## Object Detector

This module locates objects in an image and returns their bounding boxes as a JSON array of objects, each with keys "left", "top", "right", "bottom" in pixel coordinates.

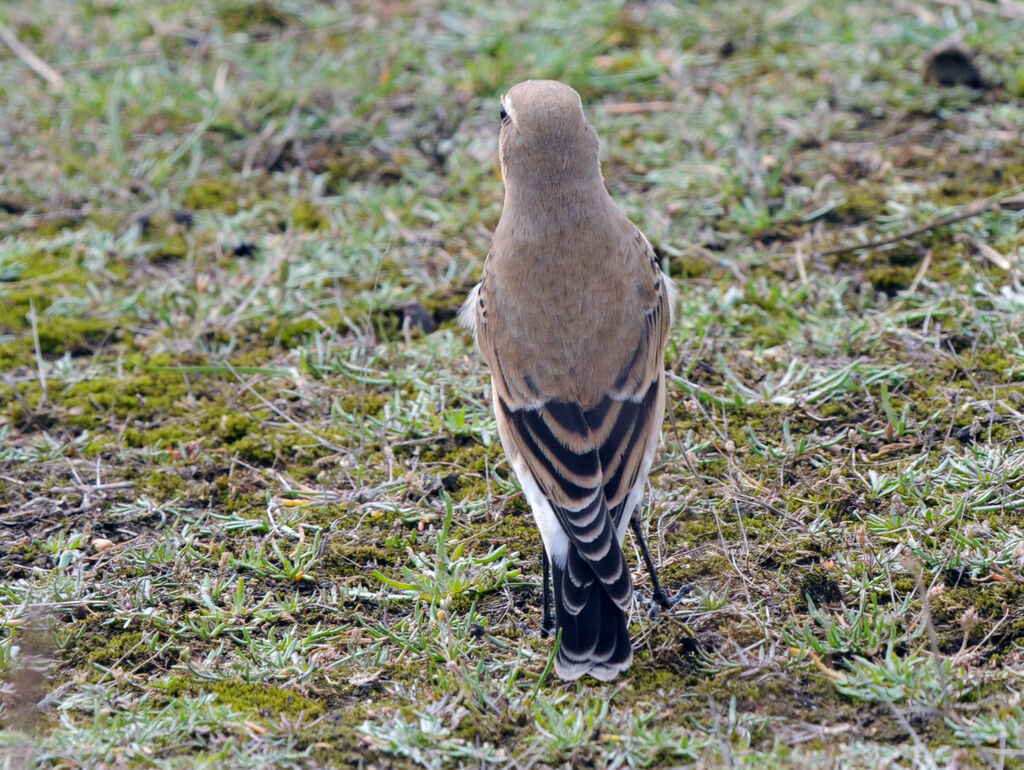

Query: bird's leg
[
  {"left": 541, "top": 543, "right": 555, "bottom": 637},
  {"left": 630, "top": 511, "right": 690, "bottom": 611}
]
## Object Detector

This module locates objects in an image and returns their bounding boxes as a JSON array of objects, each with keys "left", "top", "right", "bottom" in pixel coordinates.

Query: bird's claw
[{"left": 645, "top": 583, "right": 693, "bottom": 618}]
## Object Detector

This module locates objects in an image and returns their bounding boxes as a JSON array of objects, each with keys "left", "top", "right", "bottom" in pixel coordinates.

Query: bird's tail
[{"left": 550, "top": 553, "right": 632, "bottom": 681}]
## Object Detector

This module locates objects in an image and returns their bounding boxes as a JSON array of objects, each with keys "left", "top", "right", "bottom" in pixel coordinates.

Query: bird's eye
[{"left": 500, "top": 104, "right": 509, "bottom": 124}]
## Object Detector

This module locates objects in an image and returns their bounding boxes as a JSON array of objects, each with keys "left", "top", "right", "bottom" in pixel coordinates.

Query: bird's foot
[
  {"left": 541, "top": 617, "right": 556, "bottom": 638},
  {"left": 519, "top": 622, "right": 544, "bottom": 638},
  {"left": 519, "top": 619, "right": 557, "bottom": 638},
  {"left": 645, "top": 583, "right": 693, "bottom": 618}
]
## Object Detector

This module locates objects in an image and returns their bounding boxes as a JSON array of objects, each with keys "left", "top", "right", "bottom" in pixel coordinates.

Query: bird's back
[{"left": 479, "top": 201, "right": 660, "bottom": 409}]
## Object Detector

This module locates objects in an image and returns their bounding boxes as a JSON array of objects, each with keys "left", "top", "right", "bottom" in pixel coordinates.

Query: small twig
[
  {"left": 49, "top": 482, "right": 136, "bottom": 494},
  {"left": 0, "top": 21, "right": 65, "bottom": 91},
  {"left": 805, "top": 648, "right": 845, "bottom": 681},
  {"left": 816, "top": 199, "right": 1003, "bottom": 258},
  {"left": 729, "top": 491, "right": 804, "bottom": 525},
  {"left": 840, "top": 117, "right": 936, "bottom": 148},
  {"left": 904, "top": 248, "right": 932, "bottom": 294},
  {"left": 970, "top": 238, "right": 1015, "bottom": 271},
  {"left": 794, "top": 239, "right": 808, "bottom": 287},
  {"left": 28, "top": 298, "right": 47, "bottom": 405}
]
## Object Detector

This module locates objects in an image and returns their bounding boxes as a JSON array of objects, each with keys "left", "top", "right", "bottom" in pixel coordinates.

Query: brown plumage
[{"left": 461, "top": 79, "right": 674, "bottom": 680}]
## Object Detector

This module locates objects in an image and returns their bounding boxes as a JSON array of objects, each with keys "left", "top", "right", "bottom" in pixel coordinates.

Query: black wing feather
[{"left": 499, "top": 397, "right": 633, "bottom": 611}]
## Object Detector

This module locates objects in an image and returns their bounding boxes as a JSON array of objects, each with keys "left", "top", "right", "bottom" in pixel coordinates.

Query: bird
[{"left": 461, "top": 79, "right": 676, "bottom": 681}]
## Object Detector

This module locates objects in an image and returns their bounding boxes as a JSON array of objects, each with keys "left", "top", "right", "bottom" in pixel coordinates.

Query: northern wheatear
[{"left": 462, "top": 79, "right": 675, "bottom": 681}]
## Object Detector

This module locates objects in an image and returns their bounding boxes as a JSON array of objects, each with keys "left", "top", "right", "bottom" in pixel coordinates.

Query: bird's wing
[
  {"left": 496, "top": 395, "right": 632, "bottom": 610},
  {"left": 478, "top": 228, "right": 672, "bottom": 613},
  {"left": 596, "top": 230, "right": 672, "bottom": 525}
]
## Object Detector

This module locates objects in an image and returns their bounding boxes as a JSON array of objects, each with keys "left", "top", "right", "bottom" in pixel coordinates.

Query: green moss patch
[{"left": 206, "top": 679, "right": 325, "bottom": 721}]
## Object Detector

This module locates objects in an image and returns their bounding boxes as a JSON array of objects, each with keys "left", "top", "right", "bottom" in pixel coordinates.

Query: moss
[
  {"left": 147, "top": 424, "right": 196, "bottom": 447},
  {"left": 929, "top": 581, "right": 1024, "bottom": 659},
  {"left": 274, "top": 318, "right": 322, "bottom": 347},
  {"left": 718, "top": 673, "right": 848, "bottom": 733},
  {"left": 87, "top": 631, "right": 146, "bottom": 668},
  {"left": 153, "top": 234, "right": 190, "bottom": 260},
  {"left": 303, "top": 710, "right": 373, "bottom": 768},
  {"left": 264, "top": 309, "right": 353, "bottom": 347},
  {"left": 212, "top": 412, "right": 257, "bottom": 443},
  {"left": 966, "top": 349, "right": 1014, "bottom": 379},
  {"left": 0, "top": 288, "right": 37, "bottom": 327},
  {"left": 629, "top": 635, "right": 848, "bottom": 730},
  {"left": 298, "top": 504, "right": 347, "bottom": 529},
  {"left": 935, "top": 582, "right": 1024, "bottom": 633},
  {"left": 16, "top": 253, "right": 88, "bottom": 283},
  {"left": 36, "top": 316, "right": 119, "bottom": 356},
  {"left": 416, "top": 440, "right": 497, "bottom": 472},
  {"left": 200, "top": 409, "right": 303, "bottom": 466},
  {"left": 61, "top": 369, "right": 192, "bottom": 424},
  {"left": 826, "top": 184, "right": 887, "bottom": 225},
  {"left": 217, "top": 0, "right": 295, "bottom": 34},
  {"left": 206, "top": 679, "right": 325, "bottom": 720},
  {"left": 3, "top": 541, "right": 48, "bottom": 577},
  {"left": 338, "top": 390, "right": 389, "bottom": 416},
  {"left": 60, "top": 613, "right": 118, "bottom": 667},
  {"left": 0, "top": 342, "right": 32, "bottom": 369},
  {"left": 864, "top": 264, "right": 918, "bottom": 293},
  {"left": 9, "top": 542, "right": 45, "bottom": 564},
  {"left": 33, "top": 216, "right": 84, "bottom": 237},
  {"left": 673, "top": 251, "right": 719, "bottom": 279},
  {"left": 137, "top": 469, "right": 189, "bottom": 498},
  {"left": 326, "top": 147, "right": 404, "bottom": 186},
  {"left": 817, "top": 400, "right": 862, "bottom": 421},
  {"left": 0, "top": 359, "right": 330, "bottom": 474},
  {"left": 209, "top": 487, "right": 265, "bottom": 517},
  {"left": 290, "top": 199, "right": 329, "bottom": 231},
  {"left": 184, "top": 178, "right": 240, "bottom": 214},
  {"left": 14, "top": 21, "right": 44, "bottom": 45},
  {"left": 890, "top": 577, "right": 918, "bottom": 595},
  {"left": 459, "top": 506, "right": 536, "bottom": 553},
  {"left": 926, "top": 157, "right": 1024, "bottom": 206},
  {"left": 0, "top": 273, "right": 115, "bottom": 364},
  {"left": 229, "top": 433, "right": 280, "bottom": 465},
  {"left": 799, "top": 567, "right": 843, "bottom": 609},
  {"left": 324, "top": 541, "right": 398, "bottom": 577}
]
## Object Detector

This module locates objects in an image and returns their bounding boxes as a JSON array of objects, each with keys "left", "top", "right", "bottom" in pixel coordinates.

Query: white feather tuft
[{"left": 458, "top": 284, "right": 480, "bottom": 338}]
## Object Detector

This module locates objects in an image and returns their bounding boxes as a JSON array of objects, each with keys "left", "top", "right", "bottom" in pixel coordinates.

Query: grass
[{"left": 2, "top": 0, "right": 1024, "bottom": 766}]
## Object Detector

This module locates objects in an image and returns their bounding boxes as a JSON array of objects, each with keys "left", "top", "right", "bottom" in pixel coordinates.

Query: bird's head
[{"left": 497, "top": 80, "right": 602, "bottom": 191}]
